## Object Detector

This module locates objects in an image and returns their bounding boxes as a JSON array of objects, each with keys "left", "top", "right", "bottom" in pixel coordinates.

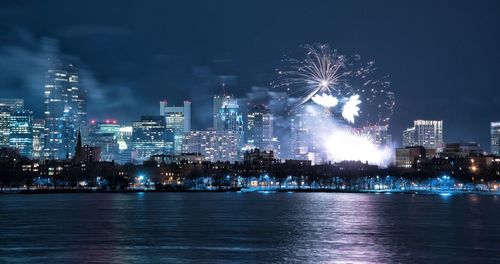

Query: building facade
[
  {"left": 132, "top": 116, "right": 174, "bottom": 164},
  {"left": 403, "top": 120, "right": 443, "bottom": 150},
  {"left": 43, "top": 61, "right": 87, "bottom": 160},
  {"left": 182, "top": 130, "right": 240, "bottom": 163},
  {"left": 159, "top": 100, "right": 191, "bottom": 154}
]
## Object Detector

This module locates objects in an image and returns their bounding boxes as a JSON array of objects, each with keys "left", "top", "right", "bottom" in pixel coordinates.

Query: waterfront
[{"left": 1, "top": 193, "right": 499, "bottom": 263}]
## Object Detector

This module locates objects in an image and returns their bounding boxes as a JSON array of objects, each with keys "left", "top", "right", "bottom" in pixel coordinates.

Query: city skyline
[{"left": 0, "top": 1, "right": 499, "bottom": 149}]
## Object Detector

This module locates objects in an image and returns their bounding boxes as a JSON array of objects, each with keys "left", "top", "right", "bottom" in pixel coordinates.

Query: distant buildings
[
  {"left": 182, "top": 130, "right": 240, "bottom": 163},
  {"left": 43, "top": 61, "right": 87, "bottom": 160},
  {"left": 159, "top": 100, "right": 191, "bottom": 154},
  {"left": 491, "top": 122, "right": 500, "bottom": 155},
  {"left": 246, "top": 104, "right": 278, "bottom": 153},
  {"left": 131, "top": 116, "right": 174, "bottom": 164},
  {"left": 403, "top": 120, "right": 443, "bottom": 150}
]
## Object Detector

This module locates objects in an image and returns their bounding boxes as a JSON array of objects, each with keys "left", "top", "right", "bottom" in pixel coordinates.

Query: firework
[{"left": 275, "top": 43, "right": 394, "bottom": 126}]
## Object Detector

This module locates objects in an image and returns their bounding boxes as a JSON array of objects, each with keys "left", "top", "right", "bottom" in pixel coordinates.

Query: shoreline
[{"left": 1, "top": 188, "right": 498, "bottom": 195}]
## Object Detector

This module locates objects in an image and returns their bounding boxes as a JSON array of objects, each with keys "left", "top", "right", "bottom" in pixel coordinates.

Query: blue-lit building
[
  {"left": 131, "top": 116, "right": 174, "bottom": 164},
  {"left": 0, "top": 99, "right": 33, "bottom": 158},
  {"left": 43, "top": 61, "right": 87, "bottom": 160},
  {"left": 159, "top": 100, "right": 191, "bottom": 154},
  {"left": 8, "top": 109, "right": 33, "bottom": 158}
]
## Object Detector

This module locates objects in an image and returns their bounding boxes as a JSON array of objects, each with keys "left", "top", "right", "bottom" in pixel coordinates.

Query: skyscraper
[
  {"left": 491, "top": 122, "right": 500, "bottom": 155},
  {"left": 403, "top": 120, "right": 444, "bottom": 150},
  {"left": 159, "top": 100, "right": 191, "bottom": 154},
  {"left": 131, "top": 116, "right": 174, "bottom": 164},
  {"left": 213, "top": 94, "right": 243, "bottom": 132},
  {"left": 43, "top": 61, "right": 87, "bottom": 160},
  {"left": 247, "top": 104, "right": 277, "bottom": 153}
]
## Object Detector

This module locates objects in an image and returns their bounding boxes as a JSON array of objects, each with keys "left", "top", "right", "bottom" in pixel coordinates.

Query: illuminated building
[
  {"left": 491, "top": 122, "right": 500, "bottom": 155},
  {"left": 43, "top": 61, "right": 87, "bottom": 160},
  {"left": 247, "top": 104, "right": 278, "bottom": 153},
  {"left": 132, "top": 116, "right": 174, "bottom": 164},
  {"left": 87, "top": 120, "right": 120, "bottom": 162},
  {"left": 32, "top": 119, "right": 45, "bottom": 159},
  {"left": 182, "top": 130, "right": 240, "bottom": 162},
  {"left": 0, "top": 98, "right": 24, "bottom": 148},
  {"left": 213, "top": 94, "right": 243, "bottom": 132},
  {"left": 8, "top": 109, "right": 33, "bottom": 158},
  {"left": 159, "top": 100, "right": 191, "bottom": 154},
  {"left": 118, "top": 126, "right": 133, "bottom": 164},
  {"left": 403, "top": 120, "right": 443, "bottom": 150},
  {"left": 362, "top": 125, "right": 392, "bottom": 146}
]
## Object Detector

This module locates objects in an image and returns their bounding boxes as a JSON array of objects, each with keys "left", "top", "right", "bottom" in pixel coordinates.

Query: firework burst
[{"left": 274, "top": 43, "right": 395, "bottom": 126}]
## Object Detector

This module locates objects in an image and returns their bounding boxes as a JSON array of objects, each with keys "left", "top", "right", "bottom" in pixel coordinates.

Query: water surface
[{"left": 1, "top": 193, "right": 499, "bottom": 263}]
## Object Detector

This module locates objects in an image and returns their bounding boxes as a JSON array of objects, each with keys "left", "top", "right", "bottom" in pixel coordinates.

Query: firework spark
[{"left": 275, "top": 43, "right": 394, "bottom": 126}]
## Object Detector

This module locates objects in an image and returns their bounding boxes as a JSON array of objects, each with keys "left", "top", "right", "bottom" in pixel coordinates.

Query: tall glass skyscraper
[
  {"left": 43, "top": 61, "right": 87, "bottom": 160},
  {"left": 212, "top": 94, "right": 243, "bottom": 156},
  {"left": 159, "top": 100, "right": 191, "bottom": 154},
  {"left": 131, "top": 116, "right": 174, "bottom": 164},
  {"left": 491, "top": 122, "right": 500, "bottom": 155}
]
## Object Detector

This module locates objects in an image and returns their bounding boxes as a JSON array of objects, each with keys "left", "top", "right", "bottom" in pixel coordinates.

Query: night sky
[{"left": 0, "top": 0, "right": 499, "bottom": 148}]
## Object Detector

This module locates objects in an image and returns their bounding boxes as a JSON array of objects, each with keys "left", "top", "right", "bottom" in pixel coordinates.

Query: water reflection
[{"left": 0, "top": 193, "right": 499, "bottom": 263}]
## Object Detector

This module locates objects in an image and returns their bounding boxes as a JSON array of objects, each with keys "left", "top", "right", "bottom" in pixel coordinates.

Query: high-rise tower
[{"left": 43, "top": 60, "right": 87, "bottom": 160}]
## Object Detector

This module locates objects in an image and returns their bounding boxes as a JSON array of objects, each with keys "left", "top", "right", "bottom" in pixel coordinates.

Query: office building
[
  {"left": 247, "top": 104, "right": 278, "bottom": 153},
  {"left": 43, "top": 61, "right": 87, "bottom": 160},
  {"left": 8, "top": 109, "right": 33, "bottom": 158},
  {"left": 182, "top": 130, "right": 240, "bottom": 163},
  {"left": 403, "top": 120, "right": 443, "bottom": 150},
  {"left": 131, "top": 116, "right": 174, "bottom": 164},
  {"left": 159, "top": 100, "right": 191, "bottom": 154}
]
